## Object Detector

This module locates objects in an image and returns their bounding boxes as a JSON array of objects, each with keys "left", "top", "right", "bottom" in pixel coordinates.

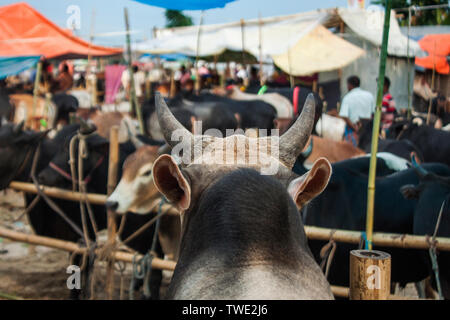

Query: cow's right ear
[{"left": 152, "top": 154, "right": 191, "bottom": 212}]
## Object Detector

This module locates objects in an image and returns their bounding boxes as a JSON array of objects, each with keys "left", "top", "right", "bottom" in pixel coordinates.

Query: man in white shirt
[
  {"left": 121, "top": 65, "right": 146, "bottom": 101},
  {"left": 339, "top": 75, "right": 375, "bottom": 145}
]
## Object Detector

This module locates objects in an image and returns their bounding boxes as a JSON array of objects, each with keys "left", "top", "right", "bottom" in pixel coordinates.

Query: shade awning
[
  {"left": 133, "top": 10, "right": 330, "bottom": 59},
  {"left": 132, "top": 0, "right": 237, "bottom": 10},
  {"left": 415, "top": 34, "right": 450, "bottom": 75},
  {"left": 272, "top": 24, "right": 365, "bottom": 76},
  {"left": 0, "top": 2, "right": 123, "bottom": 59},
  {"left": 0, "top": 55, "right": 41, "bottom": 79},
  {"left": 338, "top": 8, "right": 423, "bottom": 58}
]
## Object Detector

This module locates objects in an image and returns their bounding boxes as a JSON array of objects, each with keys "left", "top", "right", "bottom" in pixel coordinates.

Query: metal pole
[
  {"left": 365, "top": 0, "right": 392, "bottom": 251},
  {"left": 258, "top": 12, "right": 263, "bottom": 86},
  {"left": 426, "top": 39, "right": 436, "bottom": 125},
  {"left": 124, "top": 8, "right": 144, "bottom": 134},
  {"left": 194, "top": 10, "right": 205, "bottom": 94}
]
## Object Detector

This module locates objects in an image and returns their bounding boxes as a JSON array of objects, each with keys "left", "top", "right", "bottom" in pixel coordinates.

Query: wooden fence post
[
  {"left": 349, "top": 249, "right": 391, "bottom": 300},
  {"left": 105, "top": 126, "right": 119, "bottom": 299}
]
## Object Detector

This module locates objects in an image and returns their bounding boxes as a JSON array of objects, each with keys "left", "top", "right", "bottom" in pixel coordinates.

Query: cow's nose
[{"left": 105, "top": 201, "right": 118, "bottom": 211}]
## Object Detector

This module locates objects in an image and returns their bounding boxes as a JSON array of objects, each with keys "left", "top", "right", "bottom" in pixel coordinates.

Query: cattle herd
[{"left": 0, "top": 85, "right": 449, "bottom": 300}]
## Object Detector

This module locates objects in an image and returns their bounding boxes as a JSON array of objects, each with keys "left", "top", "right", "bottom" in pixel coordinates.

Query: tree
[
  {"left": 371, "top": 0, "right": 450, "bottom": 25},
  {"left": 165, "top": 10, "right": 194, "bottom": 28}
]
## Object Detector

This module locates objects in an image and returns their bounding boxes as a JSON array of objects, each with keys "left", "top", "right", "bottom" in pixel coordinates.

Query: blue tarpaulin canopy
[
  {"left": 132, "top": 0, "right": 236, "bottom": 10},
  {"left": 140, "top": 53, "right": 192, "bottom": 61},
  {"left": 0, "top": 56, "right": 41, "bottom": 80}
]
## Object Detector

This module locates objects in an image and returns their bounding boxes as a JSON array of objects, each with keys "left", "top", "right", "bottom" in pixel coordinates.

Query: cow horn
[
  {"left": 13, "top": 120, "right": 25, "bottom": 134},
  {"left": 124, "top": 120, "right": 144, "bottom": 149},
  {"left": 155, "top": 92, "right": 193, "bottom": 148},
  {"left": 411, "top": 154, "right": 428, "bottom": 178},
  {"left": 278, "top": 93, "right": 315, "bottom": 168}
]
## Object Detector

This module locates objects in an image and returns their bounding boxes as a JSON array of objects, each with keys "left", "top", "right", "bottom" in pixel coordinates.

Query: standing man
[
  {"left": 339, "top": 75, "right": 375, "bottom": 146},
  {"left": 380, "top": 76, "right": 396, "bottom": 132}
]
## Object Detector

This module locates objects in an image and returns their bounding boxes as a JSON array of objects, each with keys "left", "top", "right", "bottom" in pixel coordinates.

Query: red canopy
[
  {"left": 415, "top": 34, "right": 450, "bottom": 75},
  {"left": 0, "top": 2, "right": 123, "bottom": 59}
]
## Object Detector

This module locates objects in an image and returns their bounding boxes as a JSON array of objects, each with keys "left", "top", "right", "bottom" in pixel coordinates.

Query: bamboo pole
[
  {"left": 0, "top": 226, "right": 176, "bottom": 271},
  {"left": 6, "top": 184, "right": 450, "bottom": 251},
  {"left": 10, "top": 181, "right": 107, "bottom": 205},
  {"left": 331, "top": 285, "right": 430, "bottom": 300},
  {"left": 124, "top": 8, "right": 144, "bottom": 135},
  {"left": 31, "top": 61, "right": 43, "bottom": 129},
  {"left": 8, "top": 181, "right": 179, "bottom": 216},
  {"left": 105, "top": 126, "right": 119, "bottom": 299},
  {"left": 366, "top": 0, "right": 392, "bottom": 251},
  {"left": 304, "top": 226, "right": 450, "bottom": 251},
  {"left": 349, "top": 250, "right": 391, "bottom": 300}
]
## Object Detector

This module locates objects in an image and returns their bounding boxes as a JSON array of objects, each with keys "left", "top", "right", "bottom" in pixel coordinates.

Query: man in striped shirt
[{"left": 381, "top": 76, "right": 396, "bottom": 131}]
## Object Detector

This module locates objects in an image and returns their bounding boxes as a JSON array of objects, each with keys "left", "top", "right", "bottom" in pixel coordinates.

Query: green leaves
[{"left": 165, "top": 10, "right": 194, "bottom": 28}]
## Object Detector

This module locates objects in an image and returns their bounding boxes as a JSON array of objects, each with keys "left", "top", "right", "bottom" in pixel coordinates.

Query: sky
[{"left": 0, "top": 0, "right": 362, "bottom": 47}]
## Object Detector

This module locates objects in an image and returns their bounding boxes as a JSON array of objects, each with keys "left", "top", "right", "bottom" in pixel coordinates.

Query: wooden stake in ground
[
  {"left": 105, "top": 126, "right": 119, "bottom": 299},
  {"left": 349, "top": 250, "right": 391, "bottom": 300}
]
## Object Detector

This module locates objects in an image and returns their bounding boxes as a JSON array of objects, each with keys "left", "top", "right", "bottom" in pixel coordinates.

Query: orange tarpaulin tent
[
  {"left": 415, "top": 34, "right": 450, "bottom": 75},
  {"left": 0, "top": 2, "right": 123, "bottom": 59}
]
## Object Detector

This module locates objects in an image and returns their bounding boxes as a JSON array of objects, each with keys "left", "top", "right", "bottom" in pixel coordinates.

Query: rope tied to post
[
  {"left": 426, "top": 199, "right": 447, "bottom": 300},
  {"left": 361, "top": 231, "right": 372, "bottom": 250},
  {"left": 320, "top": 230, "right": 337, "bottom": 279},
  {"left": 129, "top": 197, "right": 166, "bottom": 300}
]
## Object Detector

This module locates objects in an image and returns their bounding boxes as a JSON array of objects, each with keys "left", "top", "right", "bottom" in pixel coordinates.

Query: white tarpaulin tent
[
  {"left": 338, "top": 8, "right": 422, "bottom": 58},
  {"left": 272, "top": 24, "right": 365, "bottom": 76},
  {"left": 133, "top": 8, "right": 423, "bottom": 76},
  {"left": 133, "top": 10, "right": 330, "bottom": 59}
]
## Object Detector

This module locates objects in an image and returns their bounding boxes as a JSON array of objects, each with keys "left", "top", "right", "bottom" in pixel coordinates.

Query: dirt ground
[
  {"left": 0, "top": 189, "right": 419, "bottom": 300},
  {"left": 0, "top": 189, "right": 172, "bottom": 300}
]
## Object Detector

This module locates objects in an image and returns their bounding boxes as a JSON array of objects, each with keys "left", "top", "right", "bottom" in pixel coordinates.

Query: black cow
[
  {"left": 173, "top": 92, "right": 277, "bottom": 130},
  {"left": 142, "top": 92, "right": 274, "bottom": 141},
  {"left": 0, "top": 123, "right": 92, "bottom": 298},
  {"left": 358, "top": 119, "right": 424, "bottom": 162},
  {"left": 37, "top": 130, "right": 164, "bottom": 300},
  {"left": 51, "top": 93, "right": 79, "bottom": 126},
  {"left": 0, "top": 86, "right": 14, "bottom": 122},
  {"left": 386, "top": 120, "right": 450, "bottom": 166},
  {"left": 401, "top": 165, "right": 450, "bottom": 299},
  {"left": 299, "top": 159, "right": 450, "bottom": 293},
  {"left": 256, "top": 87, "right": 324, "bottom": 129}
]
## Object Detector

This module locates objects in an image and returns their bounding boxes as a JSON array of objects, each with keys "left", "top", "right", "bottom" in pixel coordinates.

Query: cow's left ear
[
  {"left": 288, "top": 157, "right": 332, "bottom": 209},
  {"left": 152, "top": 154, "right": 191, "bottom": 212}
]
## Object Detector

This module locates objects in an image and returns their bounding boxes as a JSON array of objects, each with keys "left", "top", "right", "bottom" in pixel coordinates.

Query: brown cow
[
  {"left": 107, "top": 145, "right": 181, "bottom": 262},
  {"left": 299, "top": 135, "right": 366, "bottom": 168},
  {"left": 9, "top": 93, "right": 56, "bottom": 130}
]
